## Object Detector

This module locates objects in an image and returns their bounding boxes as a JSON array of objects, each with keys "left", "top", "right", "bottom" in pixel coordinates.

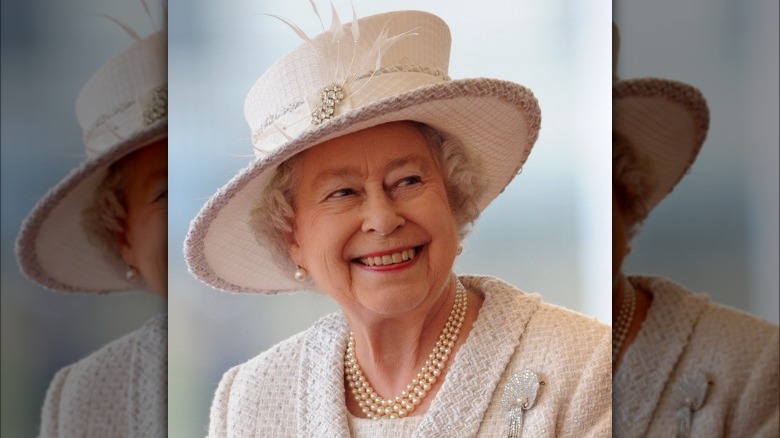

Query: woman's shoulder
[
  {"left": 462, "top": 274, "right": 609, "bottom": 335},
  {"left": 461, "top": 274, "right": 611, "bottom": 372},
  {"left": 39, "top": 314, "right": 167, "bottom": 437},
  {"left": 208, "top": 333, "right": 311, "bottom": 433},
  {"left": 631, "top": 274, "right": 777, "bottom": 345},
  {"left": 49, "top": 313, "right": 166, "bottom": 381},
  {"left": 212, "top": 311, "right": 346, "bottom": 399},
  {"left": 209, "top": 311, "right": 347, "bottom": 437},
  {"left": 689, "top": 297, "right": 778, "bottom": 384},
  {"left": 698, "top": 300, "right": 778, "bottom": 342}
]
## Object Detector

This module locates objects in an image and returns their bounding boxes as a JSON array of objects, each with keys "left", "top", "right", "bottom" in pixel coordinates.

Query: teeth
[{"left": 361, "top": 248, "right": 416, "bottom": 266}]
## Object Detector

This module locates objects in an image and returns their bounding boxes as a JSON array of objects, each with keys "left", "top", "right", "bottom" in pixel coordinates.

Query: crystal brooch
[
  {"left": 672, "top": 369, "right": 711, "bottom": 438},
  {"left": 311, "top": 83, "right": 344, "bottom": 125},
  {"left": 501, "top": 369, "right": 543, "bottom": 438}
]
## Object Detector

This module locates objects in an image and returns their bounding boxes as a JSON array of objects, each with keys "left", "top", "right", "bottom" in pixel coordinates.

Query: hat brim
[
  {"left": 613, "top": 78, "right": 709, "bottom": 218},
  {"left": 185, "top": 77, "right": 541, "bottom": 293},
  {"left": 15, "top": 122, "right": 166, "bottom": 293}
]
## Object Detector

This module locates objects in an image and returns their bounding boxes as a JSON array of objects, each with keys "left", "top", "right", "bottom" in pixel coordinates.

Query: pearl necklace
[
  {"left": 344, "top": 280, "right": 468, "bottom": 419},
  {"left": 612, "top": 276, "right": 636, "bottom": 362}
]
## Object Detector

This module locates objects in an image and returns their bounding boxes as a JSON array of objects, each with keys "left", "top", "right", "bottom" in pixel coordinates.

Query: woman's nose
[{"left": 360, "top": 190, "right": 405, "bottom": 236}]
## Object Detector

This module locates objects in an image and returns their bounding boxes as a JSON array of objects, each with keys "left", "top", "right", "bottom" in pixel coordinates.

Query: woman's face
[
  {"left": 119, "top": 139, "right": 168, "bottom": 298},
  {"left": 288, "top": 121, "right": 460, "bottom": 317}
]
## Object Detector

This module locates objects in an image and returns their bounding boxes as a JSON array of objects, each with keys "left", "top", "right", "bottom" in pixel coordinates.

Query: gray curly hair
[
  {"left": 250, "top": 122, "right": 487, "bottom": 277},
  {"left": 81, "top": 160, "right": 129, "bottom": 265},
  {"left": 613, "top": 130, "right": 654, "bottom": 236}
]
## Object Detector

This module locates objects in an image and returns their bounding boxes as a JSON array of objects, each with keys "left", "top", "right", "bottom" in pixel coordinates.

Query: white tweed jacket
[
  {"left": 209, "top": 275, "right": 611, "bottom": 437},
  {"left": 614, "top": 276, "right": 779, "bottom": 437},
  {"left": 38, "top": 313, "right": 167, "bottom": 438}
]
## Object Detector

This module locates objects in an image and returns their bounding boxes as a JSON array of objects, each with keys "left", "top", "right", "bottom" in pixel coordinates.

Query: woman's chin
[
  {"left": 355, "top": 290, "right": 429, "bottom": 318},
  {"left": 352, "top": 279, "right": 439, "bottom": 318}
]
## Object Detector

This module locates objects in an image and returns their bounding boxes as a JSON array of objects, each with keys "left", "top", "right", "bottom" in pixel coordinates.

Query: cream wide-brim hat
[
  {"left": 15, "top": 31, "right": 167, "bottom": 293},
  {"left": 613, "top": 23, "right": 710, "bottom": 220},
  {"left": 184, "top": 10, "right": 542, "bottom": 293}
]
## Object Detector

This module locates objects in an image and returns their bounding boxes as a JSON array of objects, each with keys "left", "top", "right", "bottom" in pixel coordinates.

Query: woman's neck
[{"left": 343, "top": 280, "right": 483, "bottom": 417}]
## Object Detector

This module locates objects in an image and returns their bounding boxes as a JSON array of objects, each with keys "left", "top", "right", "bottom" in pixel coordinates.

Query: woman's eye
[
  {"left": 397, "top": 176, "right": 422, "bottom": 187},
  {"left": 155, "top": 190, "right": 168, "bottom": 202},
  {"left": 327, "top": 188, "right": 354, "bottom": 199}
]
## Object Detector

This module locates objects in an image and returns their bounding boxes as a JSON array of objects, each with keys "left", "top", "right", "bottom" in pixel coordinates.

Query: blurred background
[
  {"left": 169, "top": 0, "right": 611, "bottom": 435},
  {"left": 615, "top": 0, "right": 779, "bottom": 323},
  {"left": 1, "top": 1, "right": 166, "bottom": 436}
]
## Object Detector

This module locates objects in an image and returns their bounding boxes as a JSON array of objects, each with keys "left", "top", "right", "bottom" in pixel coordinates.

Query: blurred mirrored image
[
  {"left": 1, "top": 1, "right": 167, "bottom": 436},
  {"left": 612, "top": 3, "right": 779, "bottom": 435}
]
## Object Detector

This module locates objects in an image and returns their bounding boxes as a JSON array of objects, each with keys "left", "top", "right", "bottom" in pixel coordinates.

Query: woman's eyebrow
[
  {"left": 310, "top": 167, "right": 361, "bottom": 187},
  {"left": 309, "top": 154, "right": 431, "bottom": 187},
  {"left": 382, "top": 154, "right": 431, "bottom": 174}
]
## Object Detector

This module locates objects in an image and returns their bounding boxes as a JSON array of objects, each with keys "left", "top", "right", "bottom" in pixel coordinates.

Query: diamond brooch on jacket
[
  {"left": 672, "top": 369, "right": 711, "bottom": 438},
  {"left": 501, "top": 368, "right": 543, "bottom": 438}
]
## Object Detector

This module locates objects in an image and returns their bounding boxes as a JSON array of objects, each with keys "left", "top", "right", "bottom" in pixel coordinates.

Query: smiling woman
[
  {"left": 184, "top": 8, "right": 610, "bottom": 436},
  {"left": 282, "top": 122, "right": 470, "bottom": 417},
  {"left": 289, "top": 123, "right": 458, "bottom": 307}
]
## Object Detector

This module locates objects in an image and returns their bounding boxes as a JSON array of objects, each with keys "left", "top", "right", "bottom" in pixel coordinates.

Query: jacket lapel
[
  {"left": 296, "top": 313, "right": 352, "bottom": 436},
  {"left": 415, "top": 275, "right": 540, "bottom": 437}
]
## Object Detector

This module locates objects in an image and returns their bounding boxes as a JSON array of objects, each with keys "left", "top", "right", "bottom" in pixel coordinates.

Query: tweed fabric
[
  {"left": 208, "top": 276, "right": 611, "bottom": 437},
  {"left": 614, "top": 276, "right": 779, "bottom": 437},
  {"left": 38, "top": 314, "right": 167, "bottom": 437}
]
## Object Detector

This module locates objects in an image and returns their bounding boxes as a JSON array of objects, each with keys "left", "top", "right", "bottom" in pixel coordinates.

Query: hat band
[
  {"left": 250, "top": 65, "right": 450, "bottom": 155},
  {"left": 83, "top": 83, "right": 168, "bottom": 157}
]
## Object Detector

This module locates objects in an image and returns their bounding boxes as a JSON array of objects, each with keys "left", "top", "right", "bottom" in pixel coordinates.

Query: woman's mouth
[{"left": 355, "top": 247, "right": 419, "bottom": 267}]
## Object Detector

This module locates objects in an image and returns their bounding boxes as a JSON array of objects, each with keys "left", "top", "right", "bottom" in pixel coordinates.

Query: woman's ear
[
  {"left": 116, "top": 230, "right": 136, "bottom": 268},
  {"left": 284, "top": 230, "right": 303, "bottom": 266}
]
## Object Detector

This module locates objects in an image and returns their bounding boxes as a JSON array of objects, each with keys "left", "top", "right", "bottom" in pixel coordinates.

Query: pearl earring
[
  {"left": 125, "top": 266, "right": 139, "bottom": 280},
  {"left": 456, "top": 244, "right": 463, "bottom": 255},
  {"left": 294, "top": 266, "right": 308, "bottom": 282}
]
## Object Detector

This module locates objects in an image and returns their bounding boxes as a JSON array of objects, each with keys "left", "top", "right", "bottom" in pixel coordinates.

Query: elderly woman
[
  {"left": 15, "top": 31, "right": 167, "bottom": 437},
  {"left": 612, "top": 25, "right": 779, "bottom": 437},
  {"left": 186, "top": 9, "right": 610, "bottom": 437}
]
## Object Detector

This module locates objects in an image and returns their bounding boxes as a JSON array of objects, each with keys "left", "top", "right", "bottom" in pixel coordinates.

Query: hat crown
[
  {"left": 245, "top": 10, "right": 452, "bottom": 154},
  {"left": 76, "top": 31, "right": 167, "bottom": 157}
]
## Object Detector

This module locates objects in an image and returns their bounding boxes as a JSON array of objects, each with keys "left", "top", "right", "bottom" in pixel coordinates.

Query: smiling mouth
[{"left": 356, "top": 247, "right": 419, "bottom": 267}]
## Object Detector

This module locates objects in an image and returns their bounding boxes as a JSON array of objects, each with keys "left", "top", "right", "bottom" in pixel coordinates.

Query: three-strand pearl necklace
[{"left": 344, "top": 280, "right": 468, "bottom": 419}]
